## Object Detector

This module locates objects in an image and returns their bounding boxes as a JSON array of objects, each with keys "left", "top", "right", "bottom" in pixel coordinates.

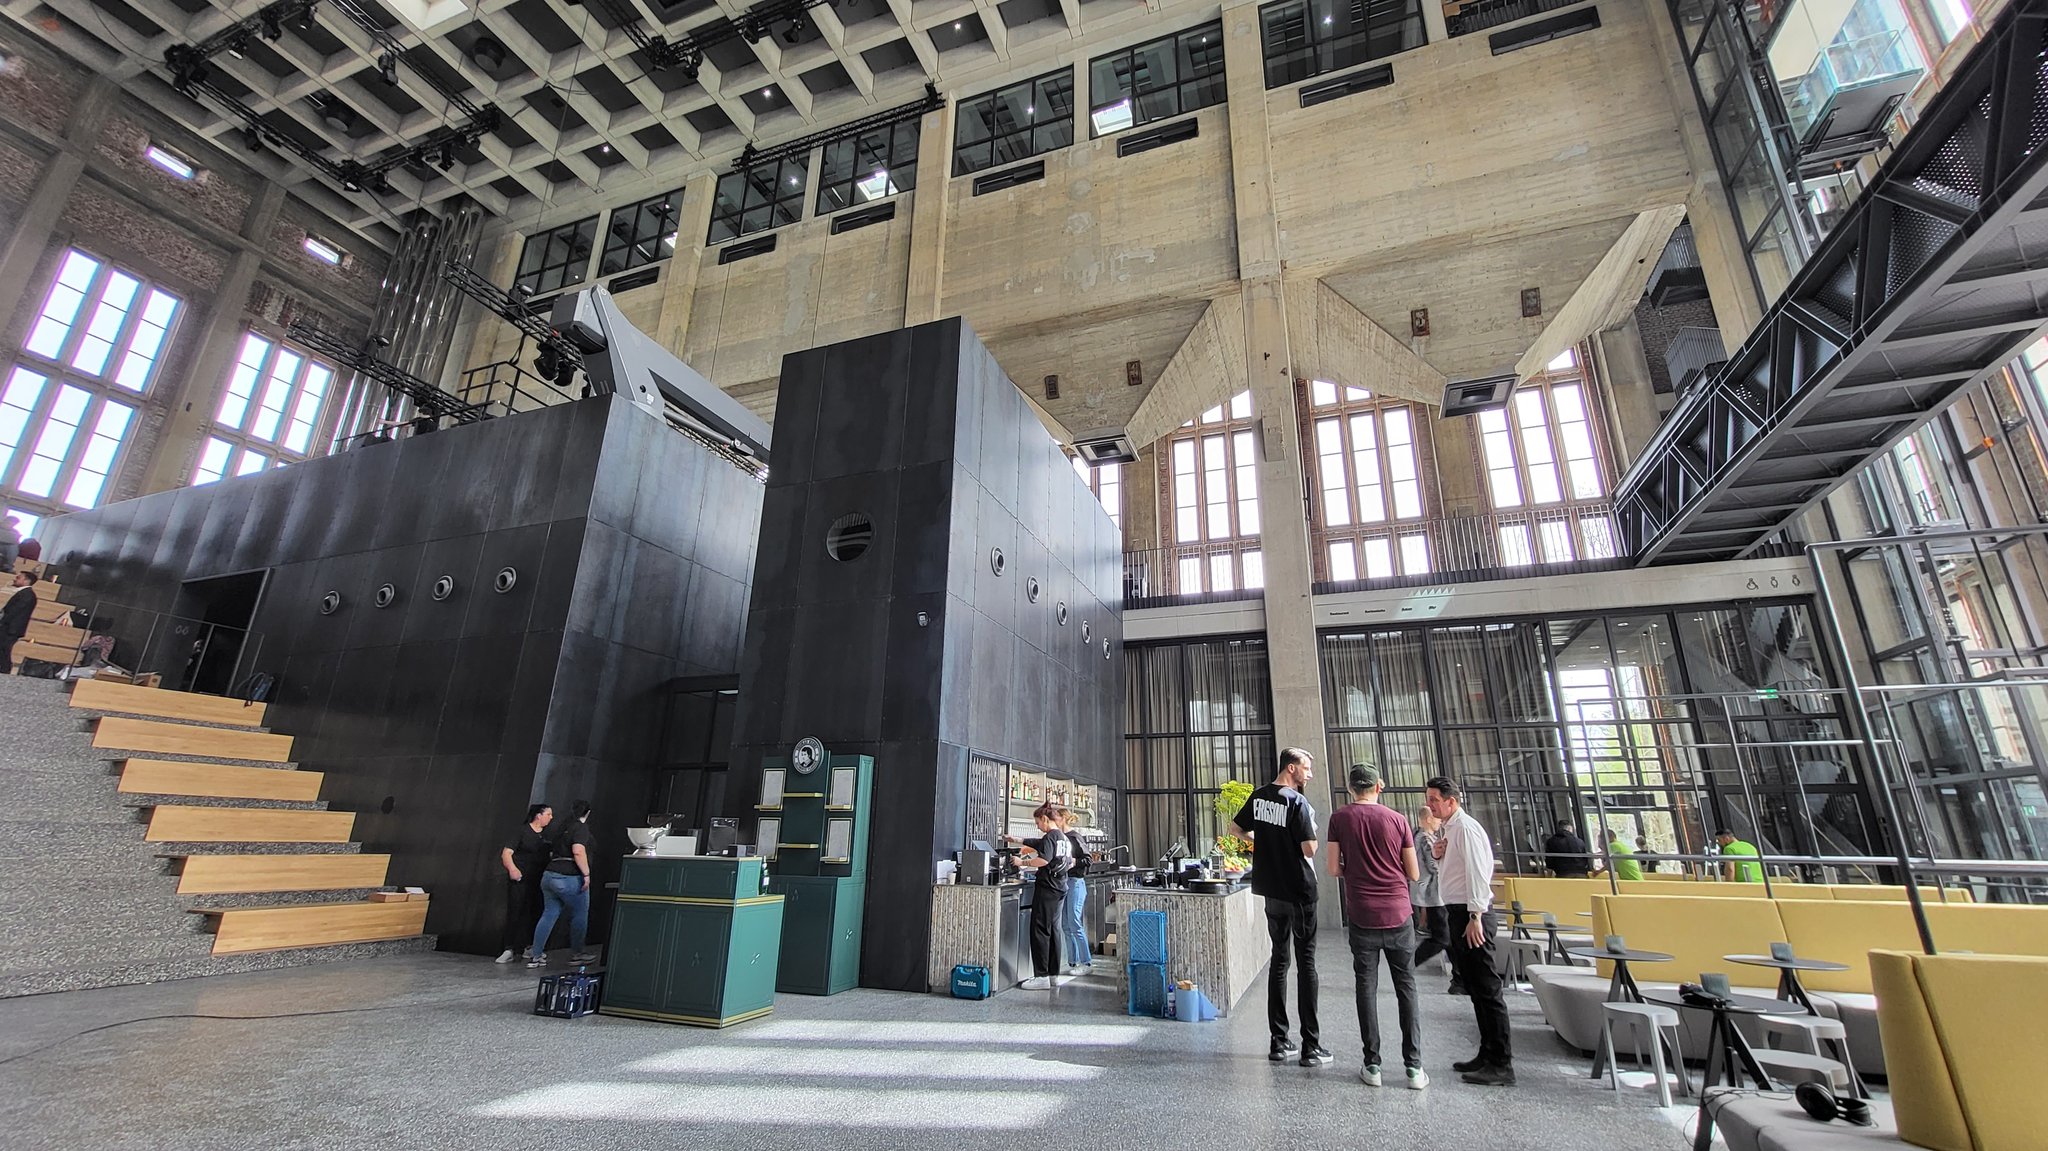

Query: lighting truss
[
  {"left": 577, "top": 0, "right": 835, "bottom": 75},
  {"left": 161, "top": 0, "right": 501, "bottom": 204},
  {"left": 286, "top": 320, "right": 494, "bottom": 424}
]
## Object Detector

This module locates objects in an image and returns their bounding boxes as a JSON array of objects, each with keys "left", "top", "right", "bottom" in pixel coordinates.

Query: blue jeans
[
  {"left": 1062, "top": 879, "right": 1089, "bottom": 966},
  {"left": 532, "top": 871, "right": 589, "bottom": 957}
]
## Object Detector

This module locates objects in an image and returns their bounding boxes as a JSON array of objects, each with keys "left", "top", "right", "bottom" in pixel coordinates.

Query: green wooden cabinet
[
  {"left": 600, "top": 856, "right": 784, "bottom": 1028},
  {"left": 758, "top": 751, "right": 874, "bottom": 995}
]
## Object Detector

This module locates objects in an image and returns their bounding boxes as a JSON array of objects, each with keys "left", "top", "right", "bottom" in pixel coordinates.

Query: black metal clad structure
[
  {"left": 35, "top": 396, "right": 764, "bottom": 954},
  {"left": 728, "top": 318, "right": 1125, "bottom": 993}
]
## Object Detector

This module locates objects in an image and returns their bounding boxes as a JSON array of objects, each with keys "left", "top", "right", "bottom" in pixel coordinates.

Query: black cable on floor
[{"left": 0, "top": 986, "right": 521, "bottom": 1069}]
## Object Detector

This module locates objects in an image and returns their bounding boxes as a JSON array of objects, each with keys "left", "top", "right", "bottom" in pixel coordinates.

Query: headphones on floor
[{"left": 1796, "top": 1082, "right": 1874, "bottom": 1127}]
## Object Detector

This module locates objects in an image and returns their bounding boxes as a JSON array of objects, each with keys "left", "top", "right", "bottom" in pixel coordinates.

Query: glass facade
[{"left": 1123, "top": 638, "right": 1276, "bottom": 866}]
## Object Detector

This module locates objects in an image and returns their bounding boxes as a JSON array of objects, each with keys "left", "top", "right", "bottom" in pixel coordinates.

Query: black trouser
[
  {"left": 1447, "top": 905, "right": 1512, "bottom": 1067},
  {"left": 1413, "top": 904, "right": 1450, "bottom": 967},
  {"left": 501, "top": 875, "right": 541, "bottom": 954},
  {"left": 1029, "top": 888, "right": 1064, "bottom": 977},
  {"left": 1265, "top": 897, "right": 1320, "bottom": 1046},
  {"left": 1349, "top": 921, "right": 1422, "bottom": 1070}
]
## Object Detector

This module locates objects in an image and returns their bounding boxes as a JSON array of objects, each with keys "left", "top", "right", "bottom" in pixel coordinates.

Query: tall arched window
[
  {"left": 1304, "top": 379, "right": 1435, "bottom": 580},
  {"left": 1474, "top": 349, "right": 1619, "bottom": 565},
  {"left": 1157, "top": 391, "right": 1263, "bottom": 594}
]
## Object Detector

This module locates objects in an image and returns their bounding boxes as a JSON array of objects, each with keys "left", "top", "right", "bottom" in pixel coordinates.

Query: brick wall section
[
  {"left": 0, "top": 136, "right": 45, "bottom": 226},
  {"left": 94, "top": 112, "right": 253, "bottom": 235},
  {"left": 269, "top": 198, "right": 389, "bottom": 313},
  {"left": 1633, "top": 296, "right": 1721, "bottom": 395},
  {"left": 0, "top": 51, "right": 81, "bottom": 140}
]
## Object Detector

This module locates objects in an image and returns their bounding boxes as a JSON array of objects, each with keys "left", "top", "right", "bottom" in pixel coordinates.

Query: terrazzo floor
[{"left": 0, "top": 938, "right": 1721, "bottom": 1151}]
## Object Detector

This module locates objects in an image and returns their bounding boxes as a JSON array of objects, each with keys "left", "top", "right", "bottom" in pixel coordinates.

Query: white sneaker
[
  {"left": 1407, "top": 1067, "right": 1430, "bottom": 1090},
  {"left": 1021, "top": 976, "right": 1051, "bottom": 989},
  {"left": 526, "top": 953, "right": 547, "bottom": 969},
  {"left": 494, "top": 949, "right": 516, "bottom": 964},
  {"left": 1360, "top": 1064, "right": 1383, "bottom": 1087}
]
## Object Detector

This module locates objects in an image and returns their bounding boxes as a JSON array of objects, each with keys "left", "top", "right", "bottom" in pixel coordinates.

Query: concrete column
[
  {"left": 657, "top": 171, "right": 718, "bottom": 352},
  {"left": 904, "top": 98, "right": 957, "bottom": 326},
  {"left": 1222, "top": 0, "right": 1326, "bottom": 761},
  {"left": 1591, "top": 321, "right": 1662, "bottom": 462},
  {"left": 0, "top": 153, "right": 84, "bottom": 344},
  {"left": 1423, "top": 0, "right": 1450, "bottom": 46},
  {"left": 137, "top": 182, "right": 286, "bottom": 495}
]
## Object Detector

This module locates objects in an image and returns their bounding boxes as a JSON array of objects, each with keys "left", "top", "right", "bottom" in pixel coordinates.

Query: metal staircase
[{"left": 1615, "top": 0, "right": 2048, "bottom": 564}]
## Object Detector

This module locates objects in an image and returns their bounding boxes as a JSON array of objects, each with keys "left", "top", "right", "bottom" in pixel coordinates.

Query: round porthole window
[
  {"left": 373, "top": 583, "right": 397, "bottom": 609},
  {"left": 432, "top": 575, "right": 456, "bottom": 601},
  {"left": 319, "top": 591, "right": 341, "bottom": 615},
  {"left": 1103, "top": 638, "right": 1112, "bottom": 659},
  {"left": 494, "top": 567, "right": 518, "bottom": 594},
  {"left": 1081, "top": 621, "right": 1092, "bottom": 642},
  {"left": 1057, "top": 603, "right": 1069, "bottom": 626},
  {"left": 989, "top": 547, "right": 1006, "bottom": 576},
  {"left": 826, "top": 512, "right": 874, "bottom": 562},
  {"left": 1026, "top": 577, "right": 1041, "bottom": 603}
]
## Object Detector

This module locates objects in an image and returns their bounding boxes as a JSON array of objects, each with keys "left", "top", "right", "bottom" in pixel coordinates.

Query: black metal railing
[
  {"left": 22, "top": 596, "right": 266, "bottom": 697},
  {"left": 1445, "top": 0, "right": 1586, "bottom": 37}
]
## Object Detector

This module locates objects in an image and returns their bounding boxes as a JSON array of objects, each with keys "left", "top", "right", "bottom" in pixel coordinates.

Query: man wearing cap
[{"left": 1327, "top": 763, "right": 1426, "bottom": 1090}]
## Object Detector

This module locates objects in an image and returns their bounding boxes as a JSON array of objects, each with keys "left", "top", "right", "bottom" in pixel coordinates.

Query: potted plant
[{"left": 1214, "top": 780, "right": 1253, "bottom": 873}]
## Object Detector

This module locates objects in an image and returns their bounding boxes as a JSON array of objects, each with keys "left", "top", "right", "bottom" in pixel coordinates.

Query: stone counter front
[{"left": 1115, "top": 886, "right": 1268, "bottom": 1016}]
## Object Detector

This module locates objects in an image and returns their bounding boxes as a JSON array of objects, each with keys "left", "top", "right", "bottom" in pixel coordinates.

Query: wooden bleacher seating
[
  {"left": 92, "top": 715, "right": 292, "bottom": 762},
  {"left": 144, "top": 804, "right": 354, "bottom": 843},
  {"left": 171, "top": 853, "right": 391, "bottom": 895},
  {"left": 118, "top": 758, "right": 321, "bottom": 802},
  {"left": 196, "top": 899, "right": 430, "bottom": 954},
  {"left": 74, "top": 679, "right": 269, "bottom": 727}
]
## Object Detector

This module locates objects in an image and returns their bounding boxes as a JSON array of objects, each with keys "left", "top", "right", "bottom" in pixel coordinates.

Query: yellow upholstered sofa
[{"left": 1871, "top": 950, "right": 2048, "bottom": 1151}]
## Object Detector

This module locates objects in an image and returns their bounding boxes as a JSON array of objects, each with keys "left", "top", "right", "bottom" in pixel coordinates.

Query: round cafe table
[
  {"left": 1725, "top": 952, "right": 1865, "bottom": 1098},
  {"left": 1569, "top": 945, "right": 1676, "bottom": 1082}
]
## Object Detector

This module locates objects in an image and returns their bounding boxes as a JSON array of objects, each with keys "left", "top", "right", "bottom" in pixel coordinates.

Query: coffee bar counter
[
  {"left": 928, "top": 882, "right": 1030, "bottom": 992},
  {"left": 1113, "top": 885, "right": 1266, "bottom": 1016}
]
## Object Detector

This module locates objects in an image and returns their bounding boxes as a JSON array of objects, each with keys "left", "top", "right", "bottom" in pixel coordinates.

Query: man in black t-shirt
[
  {"left": 529, "top": 800, "right": 598, "bottom": 967},
  {"left": 1543, "top": 822, "right": 1591, "bottom": 878},
  {"left": 1230, "top": 747, "right": 1328, "bottom": 1066},
  {"left": 496, "top": 803, "right": 552, "bottom": 963}
]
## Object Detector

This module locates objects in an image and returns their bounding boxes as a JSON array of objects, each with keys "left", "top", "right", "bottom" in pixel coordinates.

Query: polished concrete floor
[{"left": 0, "top": 939, "right": 1713, "bottom": 1151}]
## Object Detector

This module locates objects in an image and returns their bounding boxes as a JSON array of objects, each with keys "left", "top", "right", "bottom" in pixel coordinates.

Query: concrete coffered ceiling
[{"left": 4, "top": 0, "right": 1232, "bottom": 248}]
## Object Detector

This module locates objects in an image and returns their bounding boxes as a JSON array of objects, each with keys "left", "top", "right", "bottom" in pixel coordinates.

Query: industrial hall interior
[{"left": 4, "top": 0, "right": 2048, "bottom": 1144}]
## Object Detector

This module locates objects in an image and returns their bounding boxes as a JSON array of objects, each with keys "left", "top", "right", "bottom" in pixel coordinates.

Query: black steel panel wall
[
  {"left": 36, "top": 396, "right": 762, "bottom": 954},
  {"left": 730, "top": 318, "right": 1124, "bottom": 992}
]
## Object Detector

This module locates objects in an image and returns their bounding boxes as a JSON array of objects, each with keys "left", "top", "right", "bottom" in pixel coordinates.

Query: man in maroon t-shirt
[{"left": 1327, "top": 763, "right": 1425, "bottom": 1089}]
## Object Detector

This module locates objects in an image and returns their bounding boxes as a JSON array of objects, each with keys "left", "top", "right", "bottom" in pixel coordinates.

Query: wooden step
[
  {"left": 32, "top": 579, "right": 62, "bottom": 599},
  {"left": 197, "top": 899, "right": 429, "bottom": 954},
  {"left": 145, "top": 805, "right": 354, "bottom": 843},
  {"left": 13, "top": 639, "right": 81, "bottom": 665},
  {"left": 94, "top": 715, "right": 292, "bottom": 762},
  {"left": 172, "top": 853, "right": 390, "bottom": 894},
  {"left": 120, "top": 759, "right": 320, "bottom": 802},
  {"left": 26, "top": 619, "right": 86, "bottom": 647},
  {"left": 30, "top": 599, "right": 75, "bottom": 623},
  {"left": 75, "top": 679, "right": 268, "bottom": 727}
]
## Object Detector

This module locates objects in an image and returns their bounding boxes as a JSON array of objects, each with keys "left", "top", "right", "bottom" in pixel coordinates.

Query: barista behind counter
[{"left": 927, "top": 823, "right": 1101, "bottom": 994}]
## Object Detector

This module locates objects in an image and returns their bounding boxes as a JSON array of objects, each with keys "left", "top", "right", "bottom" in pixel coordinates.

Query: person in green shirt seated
[
  {"left": 1604, "top": 829, "right": 1643, "bottom": 882},
  {"left": 1715, "top": 829, "right": 1763, "bottom": 883}
]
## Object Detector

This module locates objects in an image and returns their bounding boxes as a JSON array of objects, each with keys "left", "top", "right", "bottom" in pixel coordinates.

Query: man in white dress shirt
[{"left": 1425, "top": 776, "right": 1514, "bottom": 1087}]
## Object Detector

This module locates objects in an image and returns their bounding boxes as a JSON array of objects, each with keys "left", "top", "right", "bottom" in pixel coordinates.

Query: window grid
[
  {"left": 599, "top": 189, "right": 684, "bottom": 277},
  {"left": 1074, "top": 456, "right": 1124, "bottom": 532},
  {"left": 1258, "top": 0, "right": 1428, "bottom": 89},
  {"left": 197, "top": 332, "right": 334, "bottom": 486},
  {"left": 954, "top": 68, "right": 1076, "bottom": 175},
  {"left": 1304, "top": 379, "right": 1435, "bottom": 581},
  {"left": 1089, "top": 22, "right": 1227, "bottom": 137},
  {"left": 1474, "top": 350, "right": 1618, "bottom": 567},
  {"left": 1160, "top": 391, "right": 1263, "bottom": 594},
  {"left": 22, "top": 249, "right": 182, "bottom": 395},
  {"left": 709, "top": 157, "right": 810, "bottom": 244},
  {"left": 513, "top": 216, "right": 598, "bottom": 297},
  {"left": 818, "top": 121, "right": 920, "bottom": 215},
  {"left": 0, "top": 367, "right": 137, "bottom": 511}
]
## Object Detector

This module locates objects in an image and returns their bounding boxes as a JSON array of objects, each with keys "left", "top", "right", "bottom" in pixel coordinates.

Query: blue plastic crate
[
  {"left": 1127, "top": 961, "right": 1170, "bottom": 1017},
  {"left": 534, "top": 970, "right": 602, "bottom": 1018},
  {"left": 1127, "top": 909, "right": 1169, "bottom": 966}
]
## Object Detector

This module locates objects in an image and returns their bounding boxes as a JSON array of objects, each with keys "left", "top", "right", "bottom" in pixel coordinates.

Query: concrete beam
[{"left": 1514, "top": 204, "right": 1687, "bottom": 380}]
